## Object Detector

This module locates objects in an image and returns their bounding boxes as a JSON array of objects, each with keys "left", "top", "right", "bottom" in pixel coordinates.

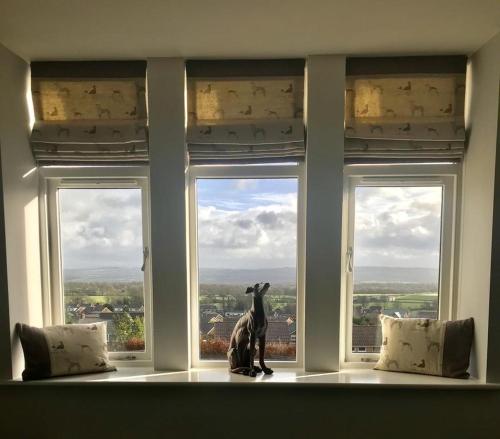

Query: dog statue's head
[{"left": 245, "top": 282, "right": 270, "bottom": 297}]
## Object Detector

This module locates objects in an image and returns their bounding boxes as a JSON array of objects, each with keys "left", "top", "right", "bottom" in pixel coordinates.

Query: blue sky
[
  {"left": 197, "top": 178, "right": 297, "bottom": 211},
  {"left": 196, "top": 178, "right": 298, "bottom": 270}
]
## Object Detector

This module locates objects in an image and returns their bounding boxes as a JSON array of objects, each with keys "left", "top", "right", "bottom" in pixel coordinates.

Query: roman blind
[
  {"left": 186, "top": 59, "right": 305, "bottom": 164},
  {"left": 345, "top": 56, "right": 467, "bottom": 160},
  {"left": 30, "top": 61, "right": 148, "bottom": 165}
]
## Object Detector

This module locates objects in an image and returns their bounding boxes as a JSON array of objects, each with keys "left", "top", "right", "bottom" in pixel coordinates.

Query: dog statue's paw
[
  {"left": 263, "top": 367, "right": 273, "bottom": 375},
  {"left": 249, "top": 368, "right": 257, "bottom": 377},
  {"left": 253, "top": 366, "right": 262, "bottom": 373}
]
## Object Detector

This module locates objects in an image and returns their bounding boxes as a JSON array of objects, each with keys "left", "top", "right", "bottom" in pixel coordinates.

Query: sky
[
  {"left": 353, "top": 186, "right": 442, "bottom": 269},
  {"left": 59, "top": 188, "right": 143, "bottom": 270},
  {"left": 58, "top": 180, "right": 443, "bottom": 272},
  {"left": 197, "top": 178, "right": 298, "bottom": 270}
]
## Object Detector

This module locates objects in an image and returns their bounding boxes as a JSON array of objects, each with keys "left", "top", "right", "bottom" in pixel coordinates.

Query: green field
[
  {"left": 200, "top": 293, "right": 296, "bottom": 314},
  {"left": 63, "top": 282, "right": 144, "bottom": 307},
  {"left": 63, "top": 281, "right": 437, "bottom": 319},
  {"left": 354, "top": 292, "right": 438, "bottom": 310}
]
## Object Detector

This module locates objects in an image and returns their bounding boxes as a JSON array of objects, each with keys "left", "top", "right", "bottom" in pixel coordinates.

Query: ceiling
[{"left": 1, "top": 0, "right": 499, "bottom": 61}]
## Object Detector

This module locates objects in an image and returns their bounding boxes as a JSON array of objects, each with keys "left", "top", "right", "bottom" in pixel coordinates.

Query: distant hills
[
  {"left": 64, "top": 267, "right": 143, "bottom": 283},
  {"left": 64, "top": 265, "right": 439, "bottom": 288},
  {"left": 199, "top": 267, "right": 296, "bottom": 285},
  {"left": 353, "top": 266, "right": 438, "bottom": 284}
]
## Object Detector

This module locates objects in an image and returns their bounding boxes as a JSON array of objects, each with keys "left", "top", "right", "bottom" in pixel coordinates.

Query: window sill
[{"left": 6, "top": 367, "right": 499, "bottom": 389}]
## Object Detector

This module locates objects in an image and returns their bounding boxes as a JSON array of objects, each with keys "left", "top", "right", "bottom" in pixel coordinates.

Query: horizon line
[{"left": 64, "top": 265, "right": 439, "bottom": 271}]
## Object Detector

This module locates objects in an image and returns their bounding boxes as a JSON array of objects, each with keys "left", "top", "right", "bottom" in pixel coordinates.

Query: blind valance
[
  {"left": 30, "top": 61, "right": 148, "bottom": 165},
  {"left": 345, "top": 56, "right": 467, "bottom": 160},
  {"left": 186, "top": 60, "right": 305, "bottom": 164}
]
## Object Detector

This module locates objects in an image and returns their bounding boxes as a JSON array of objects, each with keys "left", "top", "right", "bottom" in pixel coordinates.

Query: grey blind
[
  {"left": 186, "top": 60, "right": 305, "bottom": 164},
  {"left": 345, "top": 56, "right": 467, "bottom": 160},
  {"left": 30, "top": 61, "right": 148, "bottom": 165}
]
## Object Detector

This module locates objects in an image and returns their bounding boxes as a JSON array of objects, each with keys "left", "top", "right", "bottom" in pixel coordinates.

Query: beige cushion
[
  {"left": 17, "top": 322, "right": 116, "bottom": 380},
  {"left": 374, "top": 315, "right": 474, "bottom": 378}
]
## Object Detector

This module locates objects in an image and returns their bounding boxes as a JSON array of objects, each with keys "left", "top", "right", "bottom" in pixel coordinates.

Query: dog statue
[{"left": 227, "top": 282, "right": 274, "bottom": 377}]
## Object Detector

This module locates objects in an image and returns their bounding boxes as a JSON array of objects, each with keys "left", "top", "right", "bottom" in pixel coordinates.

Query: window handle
[
  {"left": 141, "top": 246, "right": 149, "bottom": 272},
  {"left": 346, "top": 247, "right": 353, "bottom": 273}
]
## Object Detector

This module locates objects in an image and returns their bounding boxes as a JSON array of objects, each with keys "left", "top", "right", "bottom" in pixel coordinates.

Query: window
[
  {"left": 189, "top": 165, "right": 304, "bottom": 367},
  {"left": 343, "top": 165, "right": 458, "bottom": 363},
  {"left": 44, "top": 174, "right": 152, "bottom": 361}
]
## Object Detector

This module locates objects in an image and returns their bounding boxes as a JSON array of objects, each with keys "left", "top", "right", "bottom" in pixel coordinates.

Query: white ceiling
[{"left": 1, "top": 0, "right": 499, "bottom": 61}]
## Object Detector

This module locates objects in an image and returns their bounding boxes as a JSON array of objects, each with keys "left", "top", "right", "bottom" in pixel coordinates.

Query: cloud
[
  {"left": 353, "top": 186, "right": 443, "bottom": 268},
  {"left": 256, "top": 211, "right": 282, "bottom": 229},
  {"left": 59, "top": 188, "right": 143, "bottom": 269},
  {"left": 57, "top": 182, "right": 441, "bottom": 272},
  {"left": 197, "top": 193, "right": 298, "bottom": 269},
  {"left": 233, "top": 179, "right": 258, "bottom": 191}
]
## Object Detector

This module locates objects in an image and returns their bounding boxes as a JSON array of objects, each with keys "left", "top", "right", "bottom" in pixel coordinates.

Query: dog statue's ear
[
  {"left": 245, "top": 286, "right": 254, "bottom": 295},
  {"left": 260, "top": 282, "right": 271, "bottom": 295}
]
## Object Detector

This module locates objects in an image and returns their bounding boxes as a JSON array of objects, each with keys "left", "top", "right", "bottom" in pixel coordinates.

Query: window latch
[
  {"left": 346, "top": 247, "right": 353, "bottom": 273},
  {"left": 141, "top": 246, "right": 149, "bottom": 272}
]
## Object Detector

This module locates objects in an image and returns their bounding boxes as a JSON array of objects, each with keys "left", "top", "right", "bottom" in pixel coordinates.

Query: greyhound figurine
[{"left": 227, "top": 282, "right": 274, "bottom": 377}]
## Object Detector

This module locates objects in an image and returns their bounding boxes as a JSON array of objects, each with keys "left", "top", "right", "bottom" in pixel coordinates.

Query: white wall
[
  {"left": 147, "top": 58, "right": 190, "bottom": 370},
  {"left": 0, "top": 43, "right": 43, "bottom": 379},
  {"left": 305, "top": 55, "right": 345, "bottom": 371},
  {"left": 459, "top": 31, "right": 500, "bottom": 380}
]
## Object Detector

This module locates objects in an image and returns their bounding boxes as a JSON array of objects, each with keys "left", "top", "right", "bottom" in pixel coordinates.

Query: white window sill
[{"left": 7, "top": 367, "right": 499, "bottom": 389}]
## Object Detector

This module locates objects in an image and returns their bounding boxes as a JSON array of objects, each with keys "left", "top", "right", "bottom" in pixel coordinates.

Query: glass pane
[
  {"left": 59, "top": 188, "right": 146, "bottom": 353},
  {"left": 197, "top": 178, "right": 298, "bottom": 361},
  {"left": 352, "top": 186, "right": 442, "bottom": 354}
]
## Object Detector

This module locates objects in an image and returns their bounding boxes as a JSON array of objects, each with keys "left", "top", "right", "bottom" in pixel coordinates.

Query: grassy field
[
  {"left": 63, "top": 281, "right": 144, "bottom": 307},
  {"left": 63, "top": 279, "right": 437, "bottom": 317},
  {"left": 200, "top": 294, "right": 296, "bottom": 314},
  {"left": 354, "top": 292, "right": 438, "bottom": 313},
  {"left": 65, "top": 295, "right": 136, "bottom": 305}
]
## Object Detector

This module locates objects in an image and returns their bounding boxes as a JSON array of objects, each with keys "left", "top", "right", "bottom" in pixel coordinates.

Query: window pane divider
[{"left": 58, "top": 178, "right": 141, "bottom": 187}]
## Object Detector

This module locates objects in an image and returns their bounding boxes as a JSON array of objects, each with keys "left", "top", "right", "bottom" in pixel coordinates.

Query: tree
[
  {"left": 113, "top": 312, "right": 145, "bottom": 346},
  {"left": 131, "top": 316, "right": 144, "bottom": 340},
  {"left": 113, "top": 313, "right": 134, "bottom": 344},
  {"left": 65, "top": 311, "right": 77, "bottom": 324}
]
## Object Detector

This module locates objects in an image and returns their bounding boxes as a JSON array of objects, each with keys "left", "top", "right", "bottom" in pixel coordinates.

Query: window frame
[
  {"left": 341, "top": 163, "right": 461, "bottom": 366},
  {"left": 188, "top": 164, "right": 306, "bottom": 368},
  {"left": 40, "top": 166, "right": 153, "bottom": 365}
]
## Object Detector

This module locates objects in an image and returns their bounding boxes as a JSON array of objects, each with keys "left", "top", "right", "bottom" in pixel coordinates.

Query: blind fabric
[
  {"left": 30, "top": 62, "right": 148, "bottom": 165},
  {"left": 345, "top": 57, "right": 467, "bottom": 160},
  {"left": 186, "top": 61, "right": 305, "bottom": 164}
]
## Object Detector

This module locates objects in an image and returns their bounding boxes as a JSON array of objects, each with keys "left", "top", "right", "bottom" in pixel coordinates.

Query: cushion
[
  {"left": 374, "top": 315, "right": 474, "bottom": 378},
  {"left": 17, "top": 322, "right": 116, "bottom": 381}
]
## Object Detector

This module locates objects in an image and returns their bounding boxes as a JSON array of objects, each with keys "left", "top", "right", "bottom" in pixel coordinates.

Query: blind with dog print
[
  {"left": 30, "top": 61, "right": 148, "bottom": 165},
  {"left": 186, "top": 60, "right": 305, "bottom": 164},
  {"left": 344, "top": 56, "right": 467, "bottom": 160}
]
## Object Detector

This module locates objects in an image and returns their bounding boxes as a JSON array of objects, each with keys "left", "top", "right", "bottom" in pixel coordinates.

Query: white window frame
[
  {"left": 39, "top": 166, "right": 153, "bottom": 365},
  {"left": 188, "top": 164, "right": 306, "bottom": 368},
  {"left": 341, "top": 163, "right": 461, "bottom": 366}
]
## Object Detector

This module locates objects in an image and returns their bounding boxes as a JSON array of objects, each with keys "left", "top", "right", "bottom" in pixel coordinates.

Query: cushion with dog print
[
  {"left": 17, "top": 322, "right": 116, "bottom": 381},
  {"left": 374, "top": 315, "right": 474, "bottom": 378}
]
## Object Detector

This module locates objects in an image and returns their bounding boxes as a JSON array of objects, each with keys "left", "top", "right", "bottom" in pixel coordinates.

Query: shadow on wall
[{"left": 0, "top": 142, "right": 12, "bottom": 380}]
